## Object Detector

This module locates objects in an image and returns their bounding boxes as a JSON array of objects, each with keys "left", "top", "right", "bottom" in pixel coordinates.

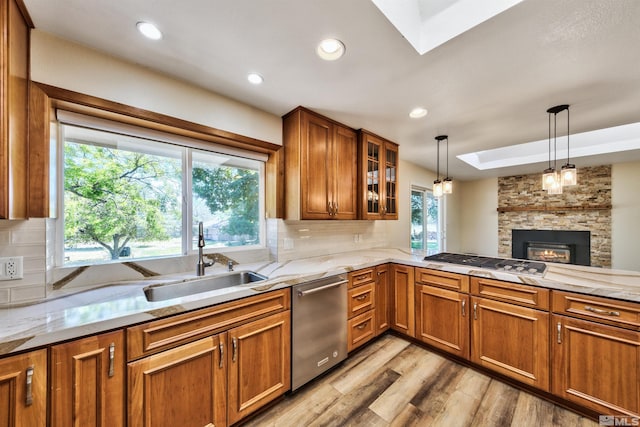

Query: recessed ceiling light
[
  {"left": 316, "top": 38, "right": 345, "bottom": 61},
  {"left": 247, "top": 73, "right": 264, "bottom": 85},
  {"left": 136, "top": 21, "right": 162, "bottom": 40},
  {"left": 409, "top": 107, "right": 428, "bottom": 119}
]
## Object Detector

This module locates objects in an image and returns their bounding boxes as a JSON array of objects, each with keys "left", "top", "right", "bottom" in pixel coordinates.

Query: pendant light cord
[
  {"left": 436, "top": 138, "right": 440, "bottom": 180},
  {"left": 566, "top": 107, "right": 570, "bottom": 164},
  {"left": 553, "top": 111, "right": 557, "bottom": 169},
  {"left": 445, "top": 137, "right": 449, "bottom": 178},
  {"left": 548, "top": 113, "right": 552, "bottom": 169}
]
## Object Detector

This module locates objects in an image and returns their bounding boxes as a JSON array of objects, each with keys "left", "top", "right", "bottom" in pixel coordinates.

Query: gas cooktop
[{"left": 423, "top": 252, "right": 547, "bottom": 276}]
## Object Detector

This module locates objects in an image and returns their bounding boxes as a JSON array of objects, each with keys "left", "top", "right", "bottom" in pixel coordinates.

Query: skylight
[
  {"left": 458, "top": 122, "right": 640, "bottom": 170},
  {"left": 371, "top": 0, "right": 524, "bottom": 55}
]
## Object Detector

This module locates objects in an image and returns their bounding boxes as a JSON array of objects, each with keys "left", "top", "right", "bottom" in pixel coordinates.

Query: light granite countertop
[{"left": 1, "top": 248, "right": 640, "bottom": 356}]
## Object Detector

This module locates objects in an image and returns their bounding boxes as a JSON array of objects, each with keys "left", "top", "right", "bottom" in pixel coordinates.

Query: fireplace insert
[{"left": 512, "top": 229, "right": 590, "bottom": 266}]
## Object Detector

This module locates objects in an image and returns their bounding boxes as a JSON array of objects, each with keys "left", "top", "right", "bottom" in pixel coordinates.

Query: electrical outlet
[{"left": 0, "top": 256, "right": 23, "bottom": 280}]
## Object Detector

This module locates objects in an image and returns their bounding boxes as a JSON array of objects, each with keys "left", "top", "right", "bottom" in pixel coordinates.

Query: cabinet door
[
  {"left": 390, "top": 264, "right": 415, "bottom": 337},
  {"left": 128, "top": 334, "right": 227, "bottom": 427},
  {"left": 0, "top": 349, "right": 46, "bottom": 427},
  {"left": 300, "top": 111, "right": 332, "bottom": 219},
  {"left": 227, "top": 311, "right": 291, "bottom": 425},
  {"left": 471, "top": 297, "right": 549, "bottom": 391},
  {"left": 361, "top": 132, "right": 383, "bottom": 219},
  {"left": 0, "top": 0, "right": 30, "bottom": 219},
  {"left": 553, "top": 315, "right": 640, "bottom": 416},
  {"left": 383, "top": 142, "right": 398, "bottom": 219},
  {"left": 332, "top": 124, "right": 358, "bottom": 219},
  {"left": 416, "top": 285, "right": 469, "bottom": 359},
  {"left": 51, "top": 330, "right": 125, "bottom": 427},
  {"left": 375, "top": 264, "right": 390, "bottom": 335}
]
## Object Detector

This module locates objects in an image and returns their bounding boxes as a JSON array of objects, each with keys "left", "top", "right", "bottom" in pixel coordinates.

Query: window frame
[
  {"left": 55, "top": 114, "right": 268, "bottom": 268},
  {"left": 410, "top": 185, "right": 444, "bottom": 254}
]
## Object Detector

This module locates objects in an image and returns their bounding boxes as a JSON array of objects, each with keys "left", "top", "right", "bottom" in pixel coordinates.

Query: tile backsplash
[{"left": 0, "top": 219, "right": 47, "bottom": 304}]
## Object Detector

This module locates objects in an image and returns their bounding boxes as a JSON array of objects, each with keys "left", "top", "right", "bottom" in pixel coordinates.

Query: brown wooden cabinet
[
  {"left": 0, "top": 349, "right": 47, "bottom": 427},
  {"left": 552, "top": 291, "right": 640, "bottom": 417},
  {"left": 50, "top": 330, "right": 125, "bottom": 427},
  {"left": 359, "top": 130, "right": 398, "bottom": 220},
  {"left": 390, "top": 264, "right": 415, "bottom": 337},
  {"left": 470, "top": 279, "right": 550, "bottom": 391},
  {"left": 347, "top": 268, "right": 376, "bottom": 352},
  {"left": 0, "top": 0, "right": 32, "bottom": 219},
  {"left": 127, "top": 289, "right": 290, "bottom": 427},
  {"left": 374, "top": 264, "right": 391, "bottom": 336},
  {"left": 128, "top": 334, "right": 227, "bottom": 427},
  {"left": 415, "top": 269, "right": 469, "bottom": 359},
  {"left": 283, "top": 107, "right": 358, "bottom": 220},
  {"left": 227, "top": 311, "right": 291, "bottom": 425}
]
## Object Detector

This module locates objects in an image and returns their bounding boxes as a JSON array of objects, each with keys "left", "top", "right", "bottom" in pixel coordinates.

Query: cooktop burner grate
[{"left": 423, "top": 252, "right": 547, "bottom": 275}]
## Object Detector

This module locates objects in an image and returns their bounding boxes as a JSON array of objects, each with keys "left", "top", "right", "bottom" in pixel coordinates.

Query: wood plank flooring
[{"left": 244, "top": 335, "right": 598, "bottom": 427}]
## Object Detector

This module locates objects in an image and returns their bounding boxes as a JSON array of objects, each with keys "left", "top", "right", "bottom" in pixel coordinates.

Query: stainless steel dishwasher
[{"left": 291, "top": 274, "right": 348, "bottom": 391}]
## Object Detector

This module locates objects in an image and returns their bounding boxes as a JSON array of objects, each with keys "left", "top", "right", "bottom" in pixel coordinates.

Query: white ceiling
[{"left": 22, "top": 0, "right": 640, "bottom": 180}]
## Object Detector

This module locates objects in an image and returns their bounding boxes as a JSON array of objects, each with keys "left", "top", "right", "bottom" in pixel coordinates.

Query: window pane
[
  {"left": 63, "top": 125, "right": 183, "bottom": 265},
  {"left": 192, "top": 150, "right": 261, "bottom": 249},
  {"left": 426, "top": 191, "right": 441, "bottom": 255},
  {"left": 411, "top": 190, "right": 424, "bottom": 250}
]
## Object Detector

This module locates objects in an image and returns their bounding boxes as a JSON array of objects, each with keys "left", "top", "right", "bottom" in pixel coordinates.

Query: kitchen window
[
  {"left": 411, "top": 187, "right": 442, "bottom": 254},
  {"left": 59, "top": 114, "right": 265, "bottom": 266}
]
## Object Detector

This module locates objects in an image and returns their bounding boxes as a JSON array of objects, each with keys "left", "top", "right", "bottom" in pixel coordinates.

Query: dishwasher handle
[{"left": 297, "top": 279, "right": 347, "bottom": 297}]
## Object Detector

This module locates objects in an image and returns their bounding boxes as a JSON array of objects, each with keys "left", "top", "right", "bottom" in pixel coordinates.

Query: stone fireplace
[{"left": 497, "top": 165, "right": 611, "bottom": 268}]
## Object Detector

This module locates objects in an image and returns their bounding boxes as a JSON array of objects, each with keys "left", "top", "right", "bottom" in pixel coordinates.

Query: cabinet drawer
[
  {"left": 552, "top": 291, "right": 640, "bottom": 330},
  {"left": 416, "top": 268, "right": 469, "bottom": 292},
  {"left": 470, "top": 277, "right": 549, "bottom": 310},
  {"left": 348, "top": 283, "right": 375, "bottom": 317},
  {"left": 127, "top": 289, "right": 290, "bottom": 360},
  {"left": 349, "top": 268, "right": 375, "bottom": 288},
  {"left": 348, "top": 310, "right": 375, "bottom": 352}
]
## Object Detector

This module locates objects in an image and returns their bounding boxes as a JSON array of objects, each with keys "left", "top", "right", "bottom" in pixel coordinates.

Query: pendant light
[
  {"left": 442, "top": 135, "right": 453, "bottom": 194},
  {"left": 560, "top": 105, "right": 577, "bottom": 186},
  {"left": 433, "top": 135, "right": 444, "bottom": 198},
  {"left": 543, "top": 105, "right": 571, "bottom": 194}
]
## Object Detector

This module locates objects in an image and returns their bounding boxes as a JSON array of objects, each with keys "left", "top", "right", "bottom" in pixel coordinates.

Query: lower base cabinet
[
  {"left": 416, "top": 285, "right": 469, "bottom": 359},
  {"left": 390, "top": 264, "right": 415, "bottom": 337},
  {"left": 128, "top": 334, "right": 227, "bottom": 427},
  {"left": 128, "top": 310, "right": 290, "bottom": 427},
  {"left": 0, "top": 349, "right": 47, "bottom": 427},
  {"left": 51, "top": 330, "right": 125, "bottom": 427},
  {"left": 471, "top": 296, "right": 549, "bottom": 391},
  {"left": 227, "top": 311, "right": 291, "bottom": 425},
  {"left": 553, "top": 314, "right": 640, "bottom": 416}
]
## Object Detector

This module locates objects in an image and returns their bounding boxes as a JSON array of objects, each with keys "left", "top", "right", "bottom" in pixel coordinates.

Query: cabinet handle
[
  {"left": 219, "top": 341, "right": 224, "bottom": 369},
  {"left": 25, "top": 366, "right": 34, "bottom": 406},
  {"left": 355, "top": 294, "right": 368, "bottom": 301},
  {"left": 557, "top": 322, "right": 562, "bottom": 344},
  {"left": 327, "top": 201, "right": 334, "bottom": 216},
  {"left": 108, "top": 342, "right": 115, "bottom": 378},
  {"left": 356, "top": 321, "right": 368, "bottom": 330},
  {"left": 232, "top": 337, "right": 237, "bottom": 363},
  {"left": 584, "top": 306, "right": 620, "bottom": 317},
  {"left": 461, "top": 300, "right": 466, "bottom": 317},
  {"left": 473, "top": 303, "right": 478, "bottom": 320},
  {"left": 334, "top": 203, "right": 338, "bottom": 215},
  {"left": 356, "top": 275, "right": 367, "bottom": 281}
]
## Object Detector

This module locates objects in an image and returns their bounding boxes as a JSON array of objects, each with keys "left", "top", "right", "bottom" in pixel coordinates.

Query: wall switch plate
[{"left": 0, "top": 257, "right": 23, "bottom": 280}]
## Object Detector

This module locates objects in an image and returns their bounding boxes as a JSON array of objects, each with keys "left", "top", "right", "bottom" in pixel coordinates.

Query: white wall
[
  {"left": 30, "top": 31, "right": 282, "bottom": 145},
  {"left": 612, "top": 161, "right": 640, "bottom": 271},
  {"left": 458, "top": 178, "right": 499, "bottom": 256}
]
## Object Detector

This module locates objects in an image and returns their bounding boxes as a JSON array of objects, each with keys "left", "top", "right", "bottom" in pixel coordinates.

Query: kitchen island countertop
[{"left": 1, "top": 248, "right": 640, "bottom": 356}]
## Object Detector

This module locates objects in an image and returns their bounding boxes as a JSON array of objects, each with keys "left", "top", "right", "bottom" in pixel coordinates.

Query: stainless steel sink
[{"left": 144, "top": 271, "right": 267, "bottom": 302}]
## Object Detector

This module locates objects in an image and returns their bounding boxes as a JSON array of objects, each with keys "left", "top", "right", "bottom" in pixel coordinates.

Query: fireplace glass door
[{"left": 525, "top": 242, "right": 574, "bottom": 264}]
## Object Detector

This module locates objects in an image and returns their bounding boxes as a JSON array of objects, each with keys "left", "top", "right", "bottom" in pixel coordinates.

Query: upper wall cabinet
[
  {"left": 0, "top": 0, "right": 32, "bottom": 219},
  {"left": 359, "top": 130, "right": 398, "bottom": 220},
  {"left": 283, "top": 107, "right": 358, "bottom": 220}
]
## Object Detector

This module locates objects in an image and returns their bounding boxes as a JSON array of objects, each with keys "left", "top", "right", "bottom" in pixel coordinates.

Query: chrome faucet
[{"left": 196, "top": 222, "right": 214, "bottom": 276}]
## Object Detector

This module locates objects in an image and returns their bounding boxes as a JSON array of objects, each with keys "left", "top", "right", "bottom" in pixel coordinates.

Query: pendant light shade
[
  {"left": 561, "top": 164, "right": 577, "bottom": 186},
  {"left": 433, "top": 180, "right": 443, "bottom": 197}
]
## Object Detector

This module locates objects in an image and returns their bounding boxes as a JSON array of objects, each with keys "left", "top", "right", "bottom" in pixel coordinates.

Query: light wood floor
[{"left": 245, "top": 334, "right": 598, "bottom": 427}]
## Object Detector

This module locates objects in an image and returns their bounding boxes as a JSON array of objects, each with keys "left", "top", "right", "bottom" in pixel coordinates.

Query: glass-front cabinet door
[{"left": 359, "top": 130, "right": 399, "bottom": 220}]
